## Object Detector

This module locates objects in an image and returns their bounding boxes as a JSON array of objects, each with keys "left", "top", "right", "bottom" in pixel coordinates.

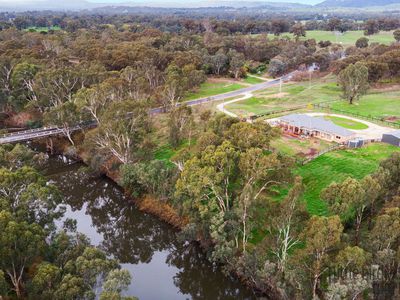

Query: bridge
[{"left": 0, "top": 73, "right": 293, "bottom": 145}]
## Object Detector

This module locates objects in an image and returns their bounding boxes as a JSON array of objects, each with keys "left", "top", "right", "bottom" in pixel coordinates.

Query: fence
[
  {"left": 299, "top": 143, "right": 345, "bottom": 165},
  {"left": 313, "top": 103, "right": 400, "bottom": 129}
]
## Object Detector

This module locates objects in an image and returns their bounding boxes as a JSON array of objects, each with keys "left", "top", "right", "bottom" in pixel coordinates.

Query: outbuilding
[{"left": 382, "top": 130, "right": 400, "bottom": 147}]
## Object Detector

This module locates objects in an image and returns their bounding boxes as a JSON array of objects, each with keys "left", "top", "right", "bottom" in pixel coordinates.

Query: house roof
[
  {"left": 279, "top": 114, "right": 355, "bottom": 137},
  {"left": 384, "top": 130, "right": 400, "bottom": 139}
]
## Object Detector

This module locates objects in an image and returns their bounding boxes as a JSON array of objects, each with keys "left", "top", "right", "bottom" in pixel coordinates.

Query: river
[{"left": 43, "top": 155, "right": 256, "bottom": 300}]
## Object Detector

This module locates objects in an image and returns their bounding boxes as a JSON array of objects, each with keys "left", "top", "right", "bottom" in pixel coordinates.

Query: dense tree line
[{"left": 0, "top": 144, "right": 136, "bottom": 299}]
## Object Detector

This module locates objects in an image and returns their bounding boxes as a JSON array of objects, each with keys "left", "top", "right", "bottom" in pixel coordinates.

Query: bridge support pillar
[{"left": 46, "top": 138, "right": 54, "bottom": 155}]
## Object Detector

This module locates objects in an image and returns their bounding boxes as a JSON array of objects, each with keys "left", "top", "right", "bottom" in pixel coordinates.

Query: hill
[{"left": 317, "top": 0, "right": 400, "bottom": 7}]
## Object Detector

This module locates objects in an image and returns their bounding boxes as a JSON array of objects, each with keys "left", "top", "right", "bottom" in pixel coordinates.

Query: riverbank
[{"left": 33, "top": 134, "right": 280, "bottom": 299}]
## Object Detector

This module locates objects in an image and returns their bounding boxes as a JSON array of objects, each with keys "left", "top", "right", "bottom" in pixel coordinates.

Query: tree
[
  {"left": 90, "top": 100, "right": 152, "bottom": 164},
  {"left": 290, "top": 23, "right": 306, "bottom": 41},
  {"left": 321, "top": 176, "right": 380, "bottom": 245},
  {"left": 364, "top": 20, "right": 379, "bottom": 36},
  {"left": 100, "top": 269, "right": 136, "bottom": 300},
  {"left": 355, "top": 37, "right": 369, "bottom": 48},
  {"left": 228, "top": 49, "right": 245, "bottom": 79},
  {"left": 394, "top": 29, "right": 400, "bottom": 43},
  {"left": 237, "top": 148, "right": 292, "bottom": 252},
  {"left": 364, "top": 61, "right": 389, "bottom": 83},
  {"left": 44, "top": 101, "right": 81, "bottom": 145},
  {"left": 371, "top": 208, "right": 400, "bottom": 251},
  {"left": 168, "top": 105, "right": 194, "bottom": 148},
  {"left": 338, "top": 62, "right": 369, "bottom": 104},
  {"left": 0, "top": 166, "right": 63, "bottom": 228},
  {"left": 327, "top": 18, "right": 342, "bottom": 32},
  {"left": 335, "top": 246, "right": 370, "bottom": 274},
  {"left": 271, "top": 177, "right": 307, "bottom": 273},
  {"left": 10, "top": 62, "right": 39, "bottom": 111},
  {"left": 297, "top": 215, "right": 343, "bottom": 299},
  {"left": 225, "top": 121, "right": 277, "bottom": 152},
  {"left": 268, "top": 58, "right": 287, "bottom": 78},
  {"left": 0, "top": 211, "right": 46, "bottom": 298},
  {"left": 210, "top": 50, "right": 228, "bottom": 75}
]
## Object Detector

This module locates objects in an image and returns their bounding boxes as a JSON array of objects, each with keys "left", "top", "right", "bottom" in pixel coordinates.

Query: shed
[{"left": 382, "top": 130, "right": 400, "bottom": 147}]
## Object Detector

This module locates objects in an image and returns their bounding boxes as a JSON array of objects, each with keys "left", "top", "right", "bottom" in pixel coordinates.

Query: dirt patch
[
  {"left": 372, "top": 83, "right": 400, "bottom": 92},
  {"left": 4, "top": 111, "right": 41, "bottom": 128},
  {"left": 208, "top": 77, "right": 240, "bottom": 84},
  {"left": 385, "top": 116, "right": 400, "bottom": 123}
]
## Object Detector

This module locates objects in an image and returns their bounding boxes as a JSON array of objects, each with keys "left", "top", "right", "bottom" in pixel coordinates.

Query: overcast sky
[{"left": 0, "top": 0, "right": 322, "bottom": 4}]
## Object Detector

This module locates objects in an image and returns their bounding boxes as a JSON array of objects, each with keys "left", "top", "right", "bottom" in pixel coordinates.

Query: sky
[{"left": 0, "top": 0, "right": 322, "bottom": 4}]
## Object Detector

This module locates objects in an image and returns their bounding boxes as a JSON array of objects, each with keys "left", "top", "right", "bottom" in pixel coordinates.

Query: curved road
[{"left": 0, "top": 73, "right": 294, "bottom": 144}]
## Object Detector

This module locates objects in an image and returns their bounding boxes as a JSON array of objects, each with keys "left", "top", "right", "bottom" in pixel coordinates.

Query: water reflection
[{"left": 45, "top": 157, "right": 256, "bottom": 300}]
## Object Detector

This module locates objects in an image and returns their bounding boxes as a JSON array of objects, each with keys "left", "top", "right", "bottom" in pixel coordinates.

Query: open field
[
  {"left": 25, "top": 26, "right": 61, "bottom": 32},
  {"left": 226, "top": 76, "right": 340, "bottom": 117},
  {"left": 274, "top": 143, "right": 399, "bottom": 216},
  {"left": 183, "top": 81, "right": 245, "bottom": 101},
  {"left": 225, "top": 74, "right": 400, "bottom": 125},
  {"left": 282, "top": 30, "right": 396, "bottom": 46},
  {"left": 324, "top": 116, "right": 369, "bottom": 130},
  {"left": 242, "top": 76, "right": 265, "bottom": 84},
  {"left": 330, "top": 88, "right": 400, "bottom": 125}
]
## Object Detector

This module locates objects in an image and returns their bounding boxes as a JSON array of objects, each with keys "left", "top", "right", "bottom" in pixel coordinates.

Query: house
[
  {"left": 382, "top": 130, "right": 400, "bottom": 147},
  {"left": 277, "top": 114, "right": 356, "bottom": 143}
]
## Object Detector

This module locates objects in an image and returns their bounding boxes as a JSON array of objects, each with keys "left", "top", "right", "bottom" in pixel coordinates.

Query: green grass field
[
  {"left": 226, "top": 74, "right": 400, "bottom": 124},
  {"left": 183, "top": 81, "right": 245, "bottom": 101},
  {"left": 330, "top": 89, "right": 400, "bottom": 125},
  {"left": 283, "top": 30, "right": 395, "bottom": 46},
  {"left": 275, "top": 143, "right": 399, "bottom": 216},
  {"left": 226, "top": 77, "right": 340, "bottom": 116},
  {"left": 242, "top": 76, "right": 265, "bottom": 84},
  {"left": 324, "top": 116, "right": 369, "bottom": 130},
  {"left": 25, "top": 26, "right": 61, "bottom": 32}
]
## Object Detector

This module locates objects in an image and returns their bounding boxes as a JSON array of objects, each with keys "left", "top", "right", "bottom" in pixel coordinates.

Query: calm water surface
[{"left": 44, "top": 156, "right": 256, "bottom": 300}]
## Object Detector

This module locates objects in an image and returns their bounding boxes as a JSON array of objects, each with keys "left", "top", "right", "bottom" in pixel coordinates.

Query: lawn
[
  {"left": 274, "top": 143, "right": 399, "bottom": 216},
  {"left": 183, "top": 81, "right": 245, "bottom": 101},
  {"left": 330, "top": 89, "right": 400, "bottom": 125},
  {"left": 242, "top": 76, "right": 265, "bottom": 84},
  {"left": 225, "top": 74, "right": 400, "bottom": 123},
  {"left": 324, "top": 116, "right": 369, "bottom": 130},
  {"left": 226, "top": 77, "right": 341, "bottom": 117},
  {"left": 283, "top": 30, "right": 395, "bottom": 46},
  {"left": 25, "top": 26, "right": 61, "bottom": 32}
]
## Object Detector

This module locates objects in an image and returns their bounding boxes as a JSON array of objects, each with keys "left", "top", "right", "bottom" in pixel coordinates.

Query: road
[
  {"left": 0, "top": 73, "right": 294, "bottom": 144},
  {"left": 150, "top": 73, "right": 293, "bottom": 114}
]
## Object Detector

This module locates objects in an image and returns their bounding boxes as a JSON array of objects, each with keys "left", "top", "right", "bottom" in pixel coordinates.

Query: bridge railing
[{"left": 0, "top": 126, "right": 59, "bottom": 138}]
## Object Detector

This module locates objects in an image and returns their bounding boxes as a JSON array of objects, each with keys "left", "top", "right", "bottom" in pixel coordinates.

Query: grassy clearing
[
  {"left": 226, "top": 76, "right": 340, "bottom": 117},
  {"left": 330, "top": 89, "right": 400, "bottom": 125},
  {"left": 183, "top": 81, "right": 245, "bottom": 101},
  {"left": 25, "top": 26, "right": 61, "bottom": 32},
  {"left": 270, "top": 136, "right": 333, "bottom": 157},
  {"left": 242, "top": 76, "right": 265, "bottom": 84},
  {"left": 274, "top": 143, "right": 399, "bottom": 216},
  {"left": 324, "top": 116, "right": 369, "bottom": 130},
  {"left": 282, "top": 30, "right": 395, "bottom": 46},
  {"left": 226, "top": 74, "right": 400, "bottom": 123}
]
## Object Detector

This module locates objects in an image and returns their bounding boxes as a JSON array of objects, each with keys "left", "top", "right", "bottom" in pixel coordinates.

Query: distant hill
[{"left": 317, "top": 0, "right": 400, "bottom": 7}]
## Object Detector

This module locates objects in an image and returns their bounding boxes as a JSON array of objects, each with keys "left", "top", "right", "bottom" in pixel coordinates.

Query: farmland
[{"left": 283, "top": 30, "right": 396, "bottom": 46}]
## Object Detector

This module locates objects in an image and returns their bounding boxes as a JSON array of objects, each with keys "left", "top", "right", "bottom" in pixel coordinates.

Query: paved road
[
  {"left": 150, "top": 73, "right": 292, "bottom": 114},
  {"left": 0, "top": 73, "right": 294, "bottom": 144}
]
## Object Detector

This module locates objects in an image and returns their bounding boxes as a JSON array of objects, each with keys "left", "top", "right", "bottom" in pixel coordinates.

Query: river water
[{"left": 43, "top": 155, "right": 256, "bottom": 300}]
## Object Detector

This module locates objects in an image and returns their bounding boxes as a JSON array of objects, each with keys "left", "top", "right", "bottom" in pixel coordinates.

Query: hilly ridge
[{"left": 317, "top": 0, "right": 400, "bottom": 7}]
